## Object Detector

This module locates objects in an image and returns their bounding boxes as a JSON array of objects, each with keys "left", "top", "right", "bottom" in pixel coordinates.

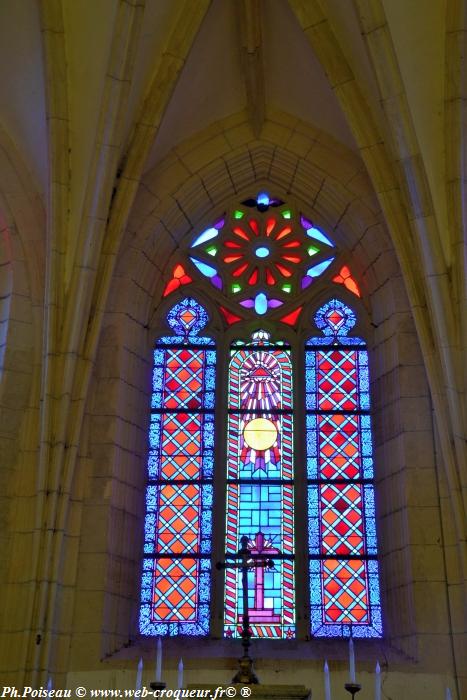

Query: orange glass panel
[
  {"left": 275, "top": 262, "right": 293, "bottom": 277},
  {"left": 332, "top": 265, "right": 361, "bottom": 297},
  {"left": 248, "top": 268, "right": 258, "bottom": 285},
  {"left": 266, "top": 218, "right": 276, "bottom": 236},
  {"left": 219, "top": 306, "right": 242, "bottom": 325},
  {"left": 224, "top": 255, "right": 243, "bottom": 264},
  {"left": 232, "top": 263, "right": 249, "bottom": 277},
  {"left": 249, "top": 219, "right": 259, "bottom": 236},
  {"left": 163, "top": 279, "right": 180, "bottom": 297},
  {"left": 280, "top": 306, "right": 303, "bottom": 326},
  {"left": 233, "top": 226, "right": 250, "bottom": 241},
  {"left": 275, "top": 226, "right": 292, "bottom": 241},
  {"left": 163, "top": 265, "right": 192, "bottom": 297},
  {"left": 266, "top": 269, "right": 276, "bottom": 285}
]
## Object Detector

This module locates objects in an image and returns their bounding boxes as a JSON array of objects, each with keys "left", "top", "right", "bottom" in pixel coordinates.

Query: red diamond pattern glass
[
  {"left": 320, "top": 483, "right": 365, "bottom": 556},
  {"left": 317, "top": 350, "right": 358, "bottom": 411},
  {"left": 140, "top": 299, "right": 215, "bottom": 637},
  {"left": 152, "top": 557, "right": 198, "bottom": 621},
  {"left": 307, "top": 301, "right": 382, "bottom": 638},
  {"left": 318, "top": 414, "right": 361, "bottom": 480},
  {"left": 321, "top": 559, "right": 369, "bottom": 624}
]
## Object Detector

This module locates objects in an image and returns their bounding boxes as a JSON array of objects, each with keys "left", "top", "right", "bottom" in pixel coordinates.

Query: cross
[
  {"left": 216, "top": 533, "right": 276, "bottom": 684},
  {"left": 248, "top": 532, "right": 280, "bottom": 622}
]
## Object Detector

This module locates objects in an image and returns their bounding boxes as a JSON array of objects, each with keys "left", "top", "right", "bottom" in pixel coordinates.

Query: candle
[
  {"left": 375, "top": 661, "right": 381, "bottom": 700},
  {"left": 349, "top": 637, "right": 356, "bottom": 683},
  {"left": 156, "top": 637, "right": 162, "bottom": 682},
  {"left": 445, "top": 689, "right": 452, "bottom": 700},
  {"left": 46, "top": 678, "right": 53, "bottom": 692},
  {"left": 177, "top": 658, "right": 184, "bottom": 689},
  {"left": 324, "top": 660, "right": 331, "bottom": 700},
  {"left": 136, "top": 657, "right": 143, "bottom": 691}
]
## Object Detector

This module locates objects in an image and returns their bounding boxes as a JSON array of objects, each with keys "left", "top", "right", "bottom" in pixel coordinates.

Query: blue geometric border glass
[
  {"left": 306, "top": 299, "right": 382, "bottom": 638},
  {"left": 140, "top": 298, "right": 215, "bottom": 636},
  {"left": 223, "top": 330, "right": 296, "bottom": 639}
]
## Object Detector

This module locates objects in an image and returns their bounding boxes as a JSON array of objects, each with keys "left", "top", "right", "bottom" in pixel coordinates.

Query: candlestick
[
  {"left": 156, "top": 637, "right": 162, "bottom": 683},
  {"left": 324, "top": 660, "right": 331, "bottom": 700},
  {"left": 348, "top": 637, "right": 356, "bottom": 683},
  {"left": 150, "top": 638, "right": 166, "bottom": 692},
  {"left": 136, "top": 657, "right": 143, "bottom": 692},
  {"left": 344, "top": 683, "right": 361, "bottom": 699},
  {"left": 375, "top": 661, "right": 381, "bottom": 700},
  {"left": 177, "top": 658, "right": 184, "bottom": 689}
]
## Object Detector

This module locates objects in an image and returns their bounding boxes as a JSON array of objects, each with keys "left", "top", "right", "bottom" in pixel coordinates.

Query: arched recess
[
  {"left": 0, "top": 122, "right": 45, "bottom": 675},
  {"left": 70, "top": 112, "right": 446, "bottom": 671}
]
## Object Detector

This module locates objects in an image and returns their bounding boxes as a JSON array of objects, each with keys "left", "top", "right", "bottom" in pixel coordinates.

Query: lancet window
[{"left": 140, "top": 193, "right": 382, "bottom": 640}]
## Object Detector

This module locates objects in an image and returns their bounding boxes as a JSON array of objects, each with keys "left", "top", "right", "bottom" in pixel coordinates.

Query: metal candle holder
[
  {"left": 344, "top": 683, "right": 362, "bottom": 699},
  {"left": 150, "top": 682, "right": 167, "bottom": 691}
]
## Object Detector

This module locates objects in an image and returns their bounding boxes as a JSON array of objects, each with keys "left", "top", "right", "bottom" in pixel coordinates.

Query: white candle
[
  {"left": 324, "top": 660, "right": 331, "bottom": 700},
  {"left": 177, "top": 658, "right": 184, "bottom": 689},
  {"left": 135, "top": 657, "right": 143, "bottom": 691},
  {"left": 349, "top": 637, "right": 356, "bottom": 683},
  {"left": 156, "top": 637, "right": 162, "bottom": 682},
  {"left": 46, "top": 678, "right": 53, "bottom": 692},
  {"left": 375, "top": 661, "right": 381, "bottom": 700},
  {"left": 445, "top": 689, "right": 452, "bottom": 700}
]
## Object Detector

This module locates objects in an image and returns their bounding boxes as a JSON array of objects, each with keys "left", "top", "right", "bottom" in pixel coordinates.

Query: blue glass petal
[
  {"left": 190, "top": 257, "right": 218, "bottom": 278},
  {"left": 305, "top": 225, "right": 335, "bottom": 247},
  {"left": 306, "top": 257, "right": 335, "bottom": 278},
  {"left": 257, "top": 192, "right": 270, "bottom": 206},
  {"left": 254, "top": 292, "right": 268, "bottom": 315},
  {"left": 191, "top": 227, "right": 219, "bottom": 248}
]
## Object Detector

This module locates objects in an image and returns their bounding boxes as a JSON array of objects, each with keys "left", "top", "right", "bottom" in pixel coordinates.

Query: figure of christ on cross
[
  {"left": 217, "top": 533, "right": 277, "bottom": 684},
  {"left": 248, "top": 531, "right": 281, "bottom": 623}
]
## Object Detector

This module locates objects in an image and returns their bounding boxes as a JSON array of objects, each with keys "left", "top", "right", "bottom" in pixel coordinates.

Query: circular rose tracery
[{"left": 172, "top": 192, "right": 343, "bottom": 318}]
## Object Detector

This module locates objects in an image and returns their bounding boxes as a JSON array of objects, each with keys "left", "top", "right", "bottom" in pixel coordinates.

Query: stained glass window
[
  {"left": 139, "top": 298, "right": 215, "bottom": 636},
  {"left": 223, "top": 330, "right": 295, "bottom": 639},
  {"left": 306, "top": 299, "right": 382, "bottom": 638},
  {"left": 142, "top": 194, "right": 382, "bottom": 641}
]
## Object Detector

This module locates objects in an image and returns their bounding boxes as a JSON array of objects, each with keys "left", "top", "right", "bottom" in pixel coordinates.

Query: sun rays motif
[{"left": 238, "top": 351, "right": 282, "bottom": 477}]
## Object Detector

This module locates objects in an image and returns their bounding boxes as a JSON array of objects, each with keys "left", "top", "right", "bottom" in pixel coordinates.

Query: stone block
[
  {"left": 180, "top": 135, "right": 232, "bottom": 173},
  {"left": 407, "top": 506, "right": 441, "bottom": 545},
  {"left": 413, "top": 581, "right": 450, "bottom": 633},
  {"left": 73, "top": 590, "right": 105, "bottom": 634}
]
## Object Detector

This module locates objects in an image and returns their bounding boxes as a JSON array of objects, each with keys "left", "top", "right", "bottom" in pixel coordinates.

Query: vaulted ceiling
[{"left": 0, "top": 0, "right": 447, "bottom": 235}]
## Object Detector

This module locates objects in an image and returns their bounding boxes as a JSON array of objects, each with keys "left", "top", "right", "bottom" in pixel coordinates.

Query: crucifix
[{"left": 216, "top": 533, "right": 276, "bottom": 684}]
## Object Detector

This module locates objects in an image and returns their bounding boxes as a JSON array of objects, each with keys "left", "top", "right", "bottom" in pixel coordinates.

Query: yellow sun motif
[{"left": 243, "top": 417, "right": 277, "bottom": 451}]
